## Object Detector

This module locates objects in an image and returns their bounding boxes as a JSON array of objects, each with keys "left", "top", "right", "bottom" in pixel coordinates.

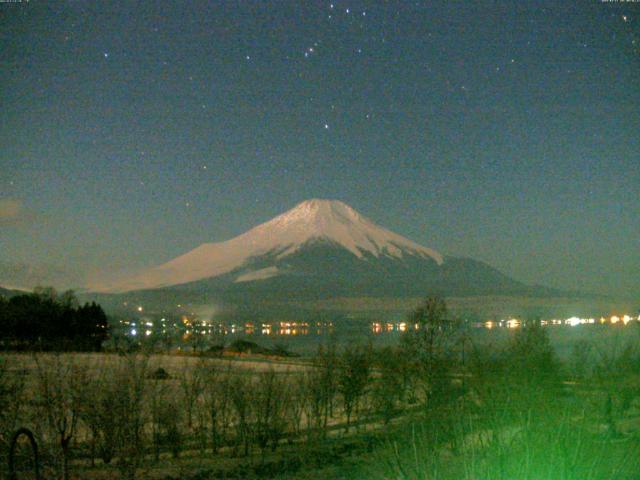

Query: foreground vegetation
[
  {"left": 2, "top": 297, "right": 640, "bottom": 479},
  {"left": 0, "top": 288, "right": 108, "bottom": 351}
]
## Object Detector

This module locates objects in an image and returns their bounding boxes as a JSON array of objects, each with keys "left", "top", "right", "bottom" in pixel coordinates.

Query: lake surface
[{"left": 119, "top": 314, "right": 640, "bottom": 358}]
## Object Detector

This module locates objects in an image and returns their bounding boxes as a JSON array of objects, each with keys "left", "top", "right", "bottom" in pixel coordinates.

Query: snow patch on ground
[{"left": 234, "top": 266, "right": 280, "bottom": 283}]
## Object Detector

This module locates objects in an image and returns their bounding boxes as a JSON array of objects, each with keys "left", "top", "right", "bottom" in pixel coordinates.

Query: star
[
  {"left": 103, "top": 52, "right": 109, "bottom": 58},
  {"left": 324, "top": 123, "right": 329, "bottom": 129},
  {"left": 622, "top": 15, "right": 628, "bottom": 22}
]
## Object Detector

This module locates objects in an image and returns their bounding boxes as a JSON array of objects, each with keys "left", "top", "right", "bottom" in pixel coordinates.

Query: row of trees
[
  {"left": 0, "top": 287, "right": 109, "bottom": 351},
  {"left": 1, "top": 351, "right": 376, "bottom": 479}
]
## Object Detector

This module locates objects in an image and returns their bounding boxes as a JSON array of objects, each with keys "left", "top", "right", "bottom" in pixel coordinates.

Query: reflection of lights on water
[
  {"left": 129, "top": 311, "right": 640, "bottom": 340},
  {"left": 566, "top": 317, "right": 581, "bottom": 327},
  {"left": 565, "top": 317, "right": 596, "bottom": 327},
  {"left": 505, "top": 319, "right": 520, "bottom": 329}
]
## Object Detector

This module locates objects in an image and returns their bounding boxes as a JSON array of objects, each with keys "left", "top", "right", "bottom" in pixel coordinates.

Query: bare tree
[
  {"left": 149, "top": 376, "right": 169, "bottom": 462},
  {"left": 303, "top": 366, "right": 328, "bottom": 441},
  {"left": 178, "top": 360, "right": 205, "bottom": 431},
  {"left": 33, "top": 354, "right": 87, "bottom": 480},
  {"left": 286, "top": 376, "right": 306, "bottom": 439},
  {"left": 314, "top": 343, "right": 337, "bottom": 430},
  {"left": 401, "top": 296, "right": 460, "bottom": 408},
  {"left": 372, "top": 347, "right": 405, "bottom": 424},
  {"left": 0, "top": 357, "right": 26, "bottom": 455},
  {"left": 202, "top": 363, "right": 233, "bottom": 453},
  {"left": 253, "top": 369, "right": 290, "bottom": 458},
  {"left": 112, "top": 355, "right": 149, "bottom": 480},
  {"left": 77, "top": 363, "right": 119, "bottom": 466},
  {"left": 337, "top": 345, "right": 370, "bottom": 432},
  {"left": 228, "top": 373, "right": 252, "bottom": 456}
]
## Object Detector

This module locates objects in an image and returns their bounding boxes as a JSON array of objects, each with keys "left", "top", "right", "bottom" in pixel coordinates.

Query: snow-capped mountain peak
[
  {"left": 252, "top": 199, "right": 442, "bottom": 262},
  {"left": 96, "top": 199, "right": 442, "bottom": 292}
]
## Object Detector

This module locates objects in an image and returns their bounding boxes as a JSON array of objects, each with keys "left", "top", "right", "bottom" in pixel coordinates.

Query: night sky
[{"left": 1, "top": 1, "right": 638, "bottom": 297}]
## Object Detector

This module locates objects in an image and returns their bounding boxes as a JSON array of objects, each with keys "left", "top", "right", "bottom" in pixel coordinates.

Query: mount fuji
[{"left": 97, "top": 199, "right": 537, "bottom": 299}]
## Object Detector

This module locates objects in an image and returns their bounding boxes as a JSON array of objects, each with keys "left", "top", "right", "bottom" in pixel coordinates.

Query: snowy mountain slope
[{"left": 98, "top": 199, "right": 444, "bottom": 293}]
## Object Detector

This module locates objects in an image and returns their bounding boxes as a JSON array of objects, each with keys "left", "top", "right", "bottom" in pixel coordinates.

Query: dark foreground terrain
[{"left": 3, "top": 300, "right": 640, "bottom": 479}]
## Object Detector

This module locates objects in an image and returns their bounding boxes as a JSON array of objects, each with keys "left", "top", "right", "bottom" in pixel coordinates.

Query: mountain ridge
[
  {"left": 91, "top": 199, "right": 558, "bottom": 301},
  {"left": 95, "top": 199, "right": 444, "bottom": 293}
]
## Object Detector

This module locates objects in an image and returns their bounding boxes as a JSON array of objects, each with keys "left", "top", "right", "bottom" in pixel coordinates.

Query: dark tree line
[{"left": 0, "top": 287, "right": 108, "bottom": 351}]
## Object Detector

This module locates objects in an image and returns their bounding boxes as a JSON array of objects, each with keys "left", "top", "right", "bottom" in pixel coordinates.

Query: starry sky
[{"left": 1, "top": 1, "right": 638, "bottom": 297}]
